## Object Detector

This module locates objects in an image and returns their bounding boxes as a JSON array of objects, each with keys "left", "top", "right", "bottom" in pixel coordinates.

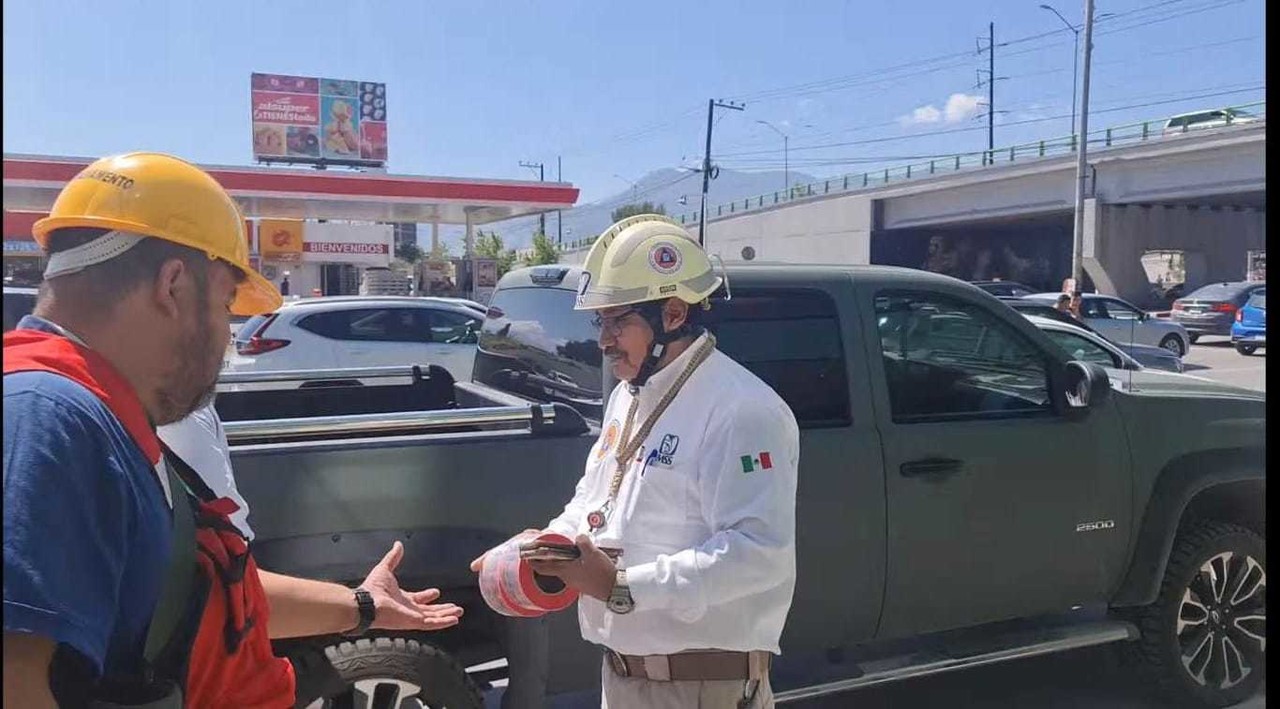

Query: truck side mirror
[{"left": 1062, "top": 361, "right": 1111, "bottom": 416}]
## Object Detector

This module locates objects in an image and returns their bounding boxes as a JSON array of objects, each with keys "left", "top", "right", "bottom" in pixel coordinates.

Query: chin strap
[{"left": 627, "top": 302, "right": 702, "bottom": 391}]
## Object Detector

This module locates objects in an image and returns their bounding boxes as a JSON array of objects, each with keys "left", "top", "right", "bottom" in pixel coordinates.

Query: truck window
[
  {"left": 705, "top": 288, "right": 851, "bottom": 428},
  {"left": 876, "top": 291, "right": 1052, "bottom": 422},
  {"left": 1042, "top": 329, "right": 1121, "bottom": 369},
  {"left": 474, "top": 286, "right": 604, "bottom": 417}
]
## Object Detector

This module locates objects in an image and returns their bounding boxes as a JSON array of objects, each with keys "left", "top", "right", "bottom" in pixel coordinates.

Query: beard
[{"left": 153, "top": 314, "right": 222, "bottom": 426}]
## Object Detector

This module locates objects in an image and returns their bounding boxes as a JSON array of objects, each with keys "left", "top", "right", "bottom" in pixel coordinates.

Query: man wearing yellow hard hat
[
  {"left": 473, "top": 214, "right": 800, "bottom": 707},
  {"left": 3, "top": 153, "right": 460, "bottom": 707}
]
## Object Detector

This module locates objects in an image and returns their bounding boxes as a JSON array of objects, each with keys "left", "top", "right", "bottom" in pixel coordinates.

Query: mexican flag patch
[{"left": 740, "top": 452, "right": 773, "bottom": 473}]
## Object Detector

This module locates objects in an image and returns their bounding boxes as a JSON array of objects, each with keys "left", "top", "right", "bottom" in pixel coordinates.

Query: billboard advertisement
[{"left": 252, "top": 73, "right": 387, "bottom": 167}]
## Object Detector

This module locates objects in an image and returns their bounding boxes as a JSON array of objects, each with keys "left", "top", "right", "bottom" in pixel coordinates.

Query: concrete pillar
[
  {"left": 431, "top": 221, "right": 440, "bottom": 255},
  {"left": 1080, "top": 197, "right": 1117, "bottom": 295}
]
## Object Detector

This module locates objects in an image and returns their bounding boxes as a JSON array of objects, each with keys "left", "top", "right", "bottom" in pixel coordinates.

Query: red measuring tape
[{"left": 479, "top": 532, "right": 580, "bottom": 617}]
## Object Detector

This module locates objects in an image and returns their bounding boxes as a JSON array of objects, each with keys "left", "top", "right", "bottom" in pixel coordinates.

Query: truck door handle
[{"left": 900, "top": 457, "right": 964, "bottom": 478}]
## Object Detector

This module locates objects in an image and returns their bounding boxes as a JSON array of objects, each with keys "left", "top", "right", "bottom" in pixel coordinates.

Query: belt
[{"left": 605, "top": 649, "right": 772, "bottom": 682}]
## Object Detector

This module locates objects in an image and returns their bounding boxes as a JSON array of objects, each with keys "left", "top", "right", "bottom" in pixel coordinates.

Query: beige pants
[{"left": 600, "top": 659, "right": 774, "bottom": 709}]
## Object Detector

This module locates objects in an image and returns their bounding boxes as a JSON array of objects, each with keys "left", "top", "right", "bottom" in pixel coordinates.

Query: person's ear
[
  {"left": 151, "top": 258, "right": 187, "bottom": 320},
  {"left": 662, "top": 298, "right": 689, "bottom": 333}
]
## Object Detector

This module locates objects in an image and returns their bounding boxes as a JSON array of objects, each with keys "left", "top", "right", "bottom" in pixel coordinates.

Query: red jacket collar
[{"left": 3, "top": 328, "right": 161, "bottom": 465}]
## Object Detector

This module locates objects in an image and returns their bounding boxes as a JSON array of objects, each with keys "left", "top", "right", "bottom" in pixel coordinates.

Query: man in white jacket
[{"left": 473, "top": 214, "right": 800, "bottom": 708}]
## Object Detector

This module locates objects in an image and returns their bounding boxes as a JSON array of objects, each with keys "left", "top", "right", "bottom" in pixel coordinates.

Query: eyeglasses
[{"left": 591, "top": 308, "right": 640, "bottom": 338}]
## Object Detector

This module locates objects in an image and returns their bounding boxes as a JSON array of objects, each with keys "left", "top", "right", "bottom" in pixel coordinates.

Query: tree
[
  {"left": 523, "top": 232, "right": 560, "bottom": 266},
  {"left": 611, "top": 201, "right": 666, "bottom": 223},
  {"left": 427, "top": 240, "right": 452, "bottom": 261},
  {"left": 397, "top": 240, "right": 423, "bottom": 263},
  {"left": 474, "top": 229, "right": 518, "bottom": 278}
]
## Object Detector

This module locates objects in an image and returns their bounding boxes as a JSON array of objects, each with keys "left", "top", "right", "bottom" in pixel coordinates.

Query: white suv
[
  {"left": 225, "top": 296, "right": 483, "bottom": 384},
  {"left": 1162, "top": 107, "right": 1258, "bottom": 136}
]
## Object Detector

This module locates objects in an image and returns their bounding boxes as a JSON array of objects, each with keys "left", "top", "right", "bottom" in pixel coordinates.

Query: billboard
[{"left": 252, "top": 73, "right": 388, "bottom": 167}]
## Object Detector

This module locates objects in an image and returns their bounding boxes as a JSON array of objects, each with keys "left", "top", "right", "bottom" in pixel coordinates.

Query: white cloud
[
  {"left": 901, "top": 92, "right": 985, "bottom": 126},
  {"left": 902, "top": 104, "right": 943, "bottom": 125},
  {"left": 944, "top": 93, "right": 983, "bottom": 122}
]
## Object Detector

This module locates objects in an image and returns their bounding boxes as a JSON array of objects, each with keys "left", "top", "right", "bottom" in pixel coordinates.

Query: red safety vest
[{"left": 4, "top": 328, "right": 296, "bottom": 708}]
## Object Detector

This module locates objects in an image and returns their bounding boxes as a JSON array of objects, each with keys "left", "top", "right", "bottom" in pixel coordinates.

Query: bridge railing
[{"left": 560, "top": 101, "right": 1265, "bottom": 254}]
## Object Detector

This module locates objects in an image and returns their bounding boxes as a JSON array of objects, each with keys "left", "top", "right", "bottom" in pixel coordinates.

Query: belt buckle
[{"left": 606, "top": 649, "right": 629, "bottom": 677}]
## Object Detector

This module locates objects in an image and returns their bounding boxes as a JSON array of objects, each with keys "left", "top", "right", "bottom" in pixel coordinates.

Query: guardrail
[
  {"left": 223, "top": 404, "right": 558, "bottom": 443},
  {"left": 560, "top": 101, "right": 1265, "bottom": 254}
]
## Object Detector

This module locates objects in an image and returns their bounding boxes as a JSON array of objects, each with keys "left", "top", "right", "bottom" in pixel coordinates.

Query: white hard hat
[{"left": 574, "top": 214, "right": 722, "bottom": 311}]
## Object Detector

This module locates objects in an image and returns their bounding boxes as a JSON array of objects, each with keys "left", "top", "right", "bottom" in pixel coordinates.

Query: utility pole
[
  {"left": 987, "top": 22, "right": 995, "bottom": 154},
  {"left": 976, "top": 23, "right": 1004, "bottom": 164},
  {"left": 698, "top": 98, "right": 745, "bottom": 246},
  {"left": 556, "top": 156, "right": 563, "bottom": 246},
  {"left": 519, "top": 160, "right": 546, "bottom": 237},
  {"left": 1071, "top": 0, "right": 1096, "bottom": 286}
]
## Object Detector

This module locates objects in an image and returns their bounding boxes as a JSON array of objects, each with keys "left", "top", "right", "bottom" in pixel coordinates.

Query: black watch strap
[{"left": 346, "top": 587, "right": 376, "bottom": 637}]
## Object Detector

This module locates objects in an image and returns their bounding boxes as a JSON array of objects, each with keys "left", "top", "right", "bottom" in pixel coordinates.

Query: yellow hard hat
[
  {"left": 575, "top": 214, "right": 722, "bottom": 311},
  {"left": 33, "top": 152, "right": 282, "bottom": 316}
]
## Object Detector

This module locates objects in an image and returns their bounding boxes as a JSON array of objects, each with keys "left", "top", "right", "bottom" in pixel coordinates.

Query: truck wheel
[
  {"left": 302, "top": 637, "right": 483, "bottom": 709},
  {"left": 1235, "top": 344, "right": 1258, "bottom": 356},
  {"left": 1129, "top": 520, "right": 1266, "bottom": 707}
]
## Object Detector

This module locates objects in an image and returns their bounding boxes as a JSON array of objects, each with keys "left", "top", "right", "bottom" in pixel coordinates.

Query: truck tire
[
  {"left": 301, "top": 636, "right": 483, "bottom": 709},
  {"left": 1189, "top": 334, "right": 1200, "bottom": 345},
  {"left": 1127, "top": 520, "right": 1266, "bottom": 708}
]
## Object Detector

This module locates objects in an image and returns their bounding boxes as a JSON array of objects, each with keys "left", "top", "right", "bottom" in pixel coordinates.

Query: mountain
[{"left": 482, "top": 167, "right": 818, "bottom": 252}]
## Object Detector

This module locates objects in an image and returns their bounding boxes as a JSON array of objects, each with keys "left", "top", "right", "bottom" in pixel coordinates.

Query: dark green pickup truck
[{"left": 212, "top": 264, "right": 1265, "bottom": 708}]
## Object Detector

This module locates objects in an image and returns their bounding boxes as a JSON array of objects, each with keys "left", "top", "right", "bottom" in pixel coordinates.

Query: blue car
[{"left": 1231, "top": 288, "right": 1266, "bottom": 355}]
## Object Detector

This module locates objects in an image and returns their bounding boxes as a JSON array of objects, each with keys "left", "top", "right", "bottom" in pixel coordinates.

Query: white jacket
[{"left": 547, "top": 332, "right": 799, "bottom": 655}]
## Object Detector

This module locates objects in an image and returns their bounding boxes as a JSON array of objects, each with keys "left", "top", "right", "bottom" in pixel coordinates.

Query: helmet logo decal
[
  {"left": 76, "top": 168, "right": 135, "bottom": 191},
  {"left": 648, "top": 242, "right": 682, "bottom": 275}
]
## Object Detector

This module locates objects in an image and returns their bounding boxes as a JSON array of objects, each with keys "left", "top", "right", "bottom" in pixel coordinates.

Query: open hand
[
  {"left": 362, "top": 541, "right": 464, "bottom": 631},
  {"left": 526, "top": 535, "right": 617, "bottom": 601}
]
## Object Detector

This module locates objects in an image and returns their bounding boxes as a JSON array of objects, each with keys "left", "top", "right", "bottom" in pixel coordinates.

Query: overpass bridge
[{"left": 564, "top": 104, "right": 1265, "bottom": 305}]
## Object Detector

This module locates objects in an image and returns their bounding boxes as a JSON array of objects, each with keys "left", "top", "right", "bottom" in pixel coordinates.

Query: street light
[
  {"left": 1040, "top": 5, "right": 1113, "bottom": 139},
  {"left": 755, "top": 120, "right": 789, "bottom": 195}
]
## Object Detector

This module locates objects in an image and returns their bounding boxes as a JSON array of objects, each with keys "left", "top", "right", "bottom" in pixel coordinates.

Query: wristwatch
[
  {"left": 345, "top": 587, "right": 377, "bottom": 636},
  {"left": 606, "top": 570, "right": 635, "bottom": 615}
]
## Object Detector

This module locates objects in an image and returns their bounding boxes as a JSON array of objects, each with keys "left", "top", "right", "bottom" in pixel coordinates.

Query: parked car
[
  {"left": 999, "top": 298, "right": 1184, "bottom": 372},
  {"left": 1024, "top": 314, "right": 1184, "bottom": 373},
  {"left": 1162, "top": 107, "right": 1259, "bottom": 136},
  {"left": 1231, "top": 289, "right": 1266, "bottom": 356},
  {"left": 218, "top": 264, "right": 1263, "bottom": 709},
  {"left": 3, "top": 286, "right": 38, "bottom": 332},
  {"left": 225, "top": 296, "right": 483, "bottom": 384},
  {"left": 1027, "top": 292, "right": 1190, "bottom": 356},
  {"left": 428, "top": 296, "right": 489, "bottom": 317},
  {"left": 970, "top": 280, "right": 1037, "bottom": 298},
  {"left": 1172, "top": 281, "right": 1268, "bottom": 342}
]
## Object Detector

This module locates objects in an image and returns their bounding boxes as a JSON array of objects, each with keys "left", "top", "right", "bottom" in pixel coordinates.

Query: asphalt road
[{"left": 1182, "top": 335, "right": 1266, "bottom": 392}]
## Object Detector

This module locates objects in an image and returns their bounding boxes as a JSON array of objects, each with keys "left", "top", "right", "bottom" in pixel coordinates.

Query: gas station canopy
[{"left": 3, "top": 153, "right": 579, "bottom": 226}]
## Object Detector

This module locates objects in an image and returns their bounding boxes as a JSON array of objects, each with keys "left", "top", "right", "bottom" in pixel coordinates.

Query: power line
[{"left": 713, "top": 86, "right": 1264, "bottom": 169}]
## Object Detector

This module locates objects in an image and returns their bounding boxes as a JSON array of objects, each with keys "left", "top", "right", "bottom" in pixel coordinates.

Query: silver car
[
  {"left": 1023, "top": 314, "right": 1184, "bottom": 373},
  {"left": 1028, "top": 293, "right": 1191, "bottom": 356}
]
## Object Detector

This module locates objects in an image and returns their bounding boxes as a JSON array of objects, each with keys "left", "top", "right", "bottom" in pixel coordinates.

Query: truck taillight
[
  {"left": 1212, "top": 303, "right": 1236, "bottom": 313},
  {"left": 237, "top": 336, "right": 291, "bottom": 355},
  {"left": 1172, "top": 302, "right": 1186, "bottom": 311}
]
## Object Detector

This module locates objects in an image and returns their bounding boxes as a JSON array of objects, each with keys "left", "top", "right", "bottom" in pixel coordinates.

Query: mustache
[{"left": 604, "top": 348, "right": 623, "bottom": 358}]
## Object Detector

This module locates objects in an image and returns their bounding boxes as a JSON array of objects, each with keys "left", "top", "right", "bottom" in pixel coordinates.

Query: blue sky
[{"left": 3, "top": 0, "right": 1265, "bottom": 220}]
